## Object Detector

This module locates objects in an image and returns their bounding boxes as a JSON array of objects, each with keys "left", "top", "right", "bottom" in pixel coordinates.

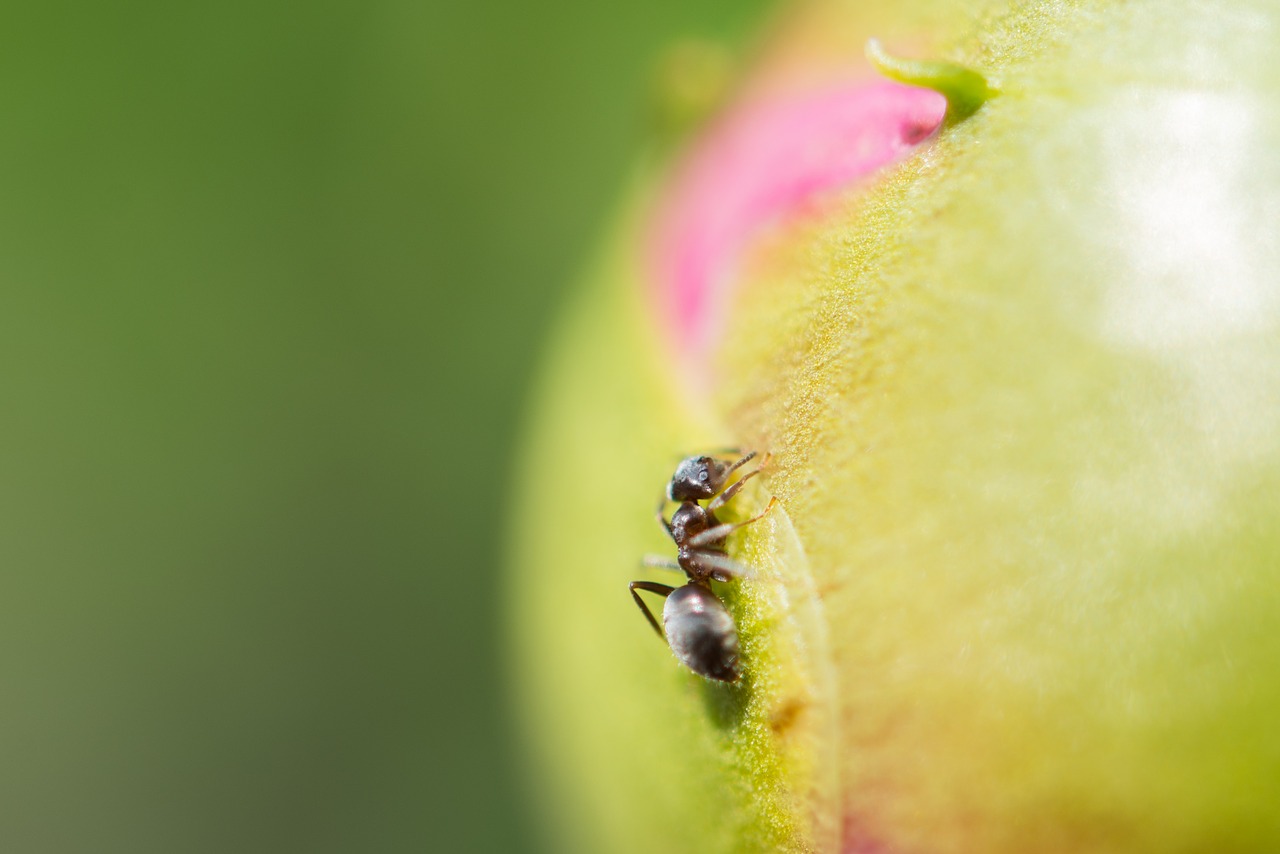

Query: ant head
[{"left": 667, "top": 455, "right": 733, "bottom": 501}]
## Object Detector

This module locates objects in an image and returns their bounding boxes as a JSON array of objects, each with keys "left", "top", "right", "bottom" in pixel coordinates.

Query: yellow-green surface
[
  {"left": 512, "top": 216, "right": 840, "bottom": 852},
  {"left": 512, "top": 0, "right": 1280, "bottom": 851}
]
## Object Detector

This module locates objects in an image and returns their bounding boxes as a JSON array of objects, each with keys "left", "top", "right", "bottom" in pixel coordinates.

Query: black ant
[{"left": 630, "top": 450, "right": 775, "bottom": 682}]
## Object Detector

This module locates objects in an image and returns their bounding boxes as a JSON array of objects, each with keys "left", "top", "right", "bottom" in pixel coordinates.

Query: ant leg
[
  {"left": 707, "top": 451, "right": 772, "bottom": 512},
  {"left": 629, "top": 581, "right": 675, "bottom": 639},
  {"left": 655, "top": 497, "right": 675, "bottom": 543},
  {"left": 686, "top": 550, "right": 756, "bottom": 582},
  {"left": 642, "top": 555, "right": 683, "bottom": 572},
  {"left": 687, "top": 497, "right": 778, "bottom": 549},
  {"left": 707, "top": 469, "right": 761, "bottom": 513},
  {"left": 719, "top": 450, "right": 757, "bottom": 479}
]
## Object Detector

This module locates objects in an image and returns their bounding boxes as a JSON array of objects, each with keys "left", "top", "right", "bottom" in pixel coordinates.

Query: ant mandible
[{"left": 630, "top": 450, "right": 776, "bottom": 682}]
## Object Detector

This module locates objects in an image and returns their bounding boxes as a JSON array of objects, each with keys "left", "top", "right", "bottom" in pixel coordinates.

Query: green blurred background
[{"left": 0, "top": 1, "right": 765, "bottom": 851}]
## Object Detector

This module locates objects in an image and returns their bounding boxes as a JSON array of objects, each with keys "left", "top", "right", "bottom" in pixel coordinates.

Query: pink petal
[{"left": 648, "top": 81, "right": 947, "bottom": 365}]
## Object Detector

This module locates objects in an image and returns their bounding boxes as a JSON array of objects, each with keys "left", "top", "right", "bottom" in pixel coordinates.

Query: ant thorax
[{"left": 668, "top": 501, "right": 716, "bottom": 544}]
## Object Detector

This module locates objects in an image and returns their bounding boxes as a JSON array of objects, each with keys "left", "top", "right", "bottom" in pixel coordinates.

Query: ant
[{"left": 630, "top": 450, "right": 776, "bottom": 682}]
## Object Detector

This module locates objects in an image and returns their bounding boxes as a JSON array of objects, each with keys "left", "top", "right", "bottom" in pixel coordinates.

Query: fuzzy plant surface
[{"left": 509, "top": 0, "right": 1280, "bottom": 852}]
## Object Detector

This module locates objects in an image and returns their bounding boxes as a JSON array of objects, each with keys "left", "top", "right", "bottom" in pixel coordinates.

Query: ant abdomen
[{"left": 664, "top": 584, "right": 741, "bottom": 682}]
